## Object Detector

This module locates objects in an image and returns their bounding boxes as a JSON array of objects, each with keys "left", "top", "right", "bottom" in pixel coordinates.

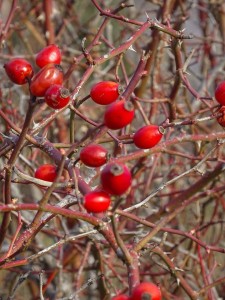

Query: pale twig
[{"left": 27, "top": 230, "right": 97, "bottom": 263}]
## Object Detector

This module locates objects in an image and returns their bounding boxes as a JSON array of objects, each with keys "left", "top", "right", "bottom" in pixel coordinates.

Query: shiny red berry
[
  {"left": 133, "top": 125, "right": 164, "bottom": 149},
  {"left": 217, "top": 106, "right": 225, "bottom": 127},
  {"left": 30, "top": 64, "right": 63, "bottom": 97},
  {"left": 100, "top": 162, "right": 132, "bottom": 195},
  {"left": 80, "top": 144, "right": 108, "bottom": 167},
  {"left": 104, "top": 100, "right": 134, "bottom": 130},
  {"left": 45, "top": 84, "right": 70, "bottom": 109},
  {"left": 4, "top": 58, "right": 33, "bottom": 85},
  {"left": 130, "top": 282, "right": 162, "bottom": 300},
  {"left": 36, "top": 44, "right": 61, "bottom": 68},
  {"left": 111, "top": 295, "right": 130, "bottom": 300},
  {"left": 34, "top": 164, "right": 57, "bottom": 182},
  {"left": 83, "top": 191, "right": 111, "bottom": 213},
  {"left": 215, "top": 81, "right": 225, "bottom": 105},
  {"left": 90, "top": 81, "right": 120, "bottom": 105}
]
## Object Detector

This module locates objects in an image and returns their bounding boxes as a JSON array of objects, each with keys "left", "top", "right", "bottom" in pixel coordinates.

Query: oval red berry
[
  {"left": 30, "top": 64, "right": 63, "bottom": 97},
  {"left": 104, "top": 100, "right": 134, "bottom": 130},
  {"left": 4, "top": 58, "right": 33, "bottom": 85},
  {"left": 45, "top": 84, "right": 70, "bottom": 109},
  {"left": 215, "top": 81, "right": 225, "bottom": 106},
  {"left": 83, "top": 191, "right": 111, "bottom": 213},
  {"left": 133, "top": 125, "right": 163, "bottom": 149},
  {"left": 130, "top": 282, "right": 162, "bottom": 300},
  {"left": 36, "top": 44, "right": 61, "bottom": 68},
  {"left": 90, "top": 81, "right": 120, "bottom": 105},
  {"left": 100, "top": 162, "right": 132, "bottom": 195},
  {"left": 217, "top": 106, "right": 225, "bottom": 127},
  {"left": 34, "top": 164, "right": 57, "bottom": 182},
  {"left": 80, "top": 144, "right": 108, "bottom": 167}
]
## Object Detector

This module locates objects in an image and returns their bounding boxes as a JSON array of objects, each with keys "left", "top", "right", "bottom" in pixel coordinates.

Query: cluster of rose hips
[
  {"left": 4, "top": 44, "right": 70, "bottom": 109},
  {"left": 9, "top": 44, "right": 225, "bottom": 300},
  {"left": 33, "top": 80, "right": 164, "bottom": 213},
  {"left": 4, "top": 45, "right": 164, "bottom": 214},
  {"left": 80, "top": 81, "right": 164, "bottom": 213},
  {"left": 111, "top": 282, "right": 161, "bottom": 300}
]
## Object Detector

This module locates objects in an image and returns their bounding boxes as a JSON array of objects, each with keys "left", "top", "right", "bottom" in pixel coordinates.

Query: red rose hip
[
  {"left": 45, "top": 84, "right": 70, "bottom": 109},
  {"left": 133, "top": 125, "right": 164, "bottom": 149},
  {"left": 215, "top": 81, "right": 225, "bottom": 105},
  {"left": 36, "top": 44, "right": 61, "bottom": 68},
  {"left": 30, "top": 63, "right": 63, "bottom": 97},
  {"left": 90, "top": 81, "right": 120, "bottom": 105},
  {"left": 217, "top": 106, "right": 225, "bottom": 127},
  {"left": 80, "top": 144, "right": 108, "bottom": 167},
  {"left": 34, "top": 164, "right": 57, "bottom": 182},
  {"left": 104, "top": 100, "right": 135, "bottom": 130},
  {"left": 130, "top": 282, "right": 162, "bottom": 300},
  {"left": 4, "top": 58, "right": 33, "bottom": 85},
  {"left": 100, "top": 162, "right": 132, "bottom": 195},
  {"left": 83, "top": 191, "right": 111, "bottom": 213}
]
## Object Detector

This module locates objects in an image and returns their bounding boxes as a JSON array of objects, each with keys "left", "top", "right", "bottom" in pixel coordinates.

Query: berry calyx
[
  {"left": 36, "top": 44, "right": 61, "bottom": 68},
  {"left": 4, "top": 58, "right": 33, "bottom": 85},
  {"left": 30, "top": 64, "right": 63, "bottom": 97},
  {"left": 133, "top": 125, "right": 164, "bottom": 149},
  {"left": 100, "top": 162, "right": 132, "bottom": 195},
  {"left": 90, "top": 81, "right": 120, "bottom": 105},
  {"left": 104, "top": 100, "right": 135, "bottom": 130},
  {"left": 83, "top": 191, "right": 111, "bottom": 213},
  {"left": 45, "top": 84, "right": 70, "bottom": 109},
  {"left": 80, "top": 144, "right": 108, "bottom": 167},
  {"left": 215, "top": 81, "right": 225, "bottom": 105},
  {"left": 34, "top": 164, "right": 57, "bottom": 182},
  {"left": 130, "top": 282, "right": 161, "bottom": 300}
]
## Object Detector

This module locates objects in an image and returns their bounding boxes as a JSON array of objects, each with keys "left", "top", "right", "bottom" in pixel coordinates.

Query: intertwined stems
[{"left": 0, "top": 97, "right": 36, "bottom": 249}]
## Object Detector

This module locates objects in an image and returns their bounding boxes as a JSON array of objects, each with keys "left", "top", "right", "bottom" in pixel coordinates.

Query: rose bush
[{"left": 0, "top": 1, "right": 225, "bottom": 299}]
